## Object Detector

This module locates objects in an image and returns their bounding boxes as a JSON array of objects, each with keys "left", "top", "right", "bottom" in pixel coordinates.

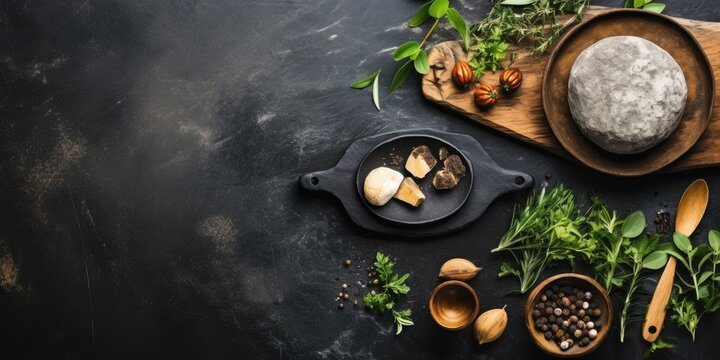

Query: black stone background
[{"left": 1, "top": 0, "right": 720, "bottom": 359}]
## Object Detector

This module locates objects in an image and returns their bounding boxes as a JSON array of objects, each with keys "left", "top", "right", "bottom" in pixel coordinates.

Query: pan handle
[
  {"left": 298, "top": 169, "right": 335, "bottom": 192},
  {"left": 502, "top": 170, "right": 534, "bottom": 193}
]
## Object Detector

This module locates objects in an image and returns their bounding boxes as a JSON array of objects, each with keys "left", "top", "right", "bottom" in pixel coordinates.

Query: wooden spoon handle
[{"left": 642, "top": 256, "right": 677, "bottom": 342}]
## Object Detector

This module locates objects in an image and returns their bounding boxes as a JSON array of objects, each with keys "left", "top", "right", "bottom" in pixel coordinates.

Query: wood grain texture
[
  {"left": 422, "top": 6, "right": 720, "bottom": 173},
  {"left": 429, "top": 280, "right": 480, "bottom": 331}
]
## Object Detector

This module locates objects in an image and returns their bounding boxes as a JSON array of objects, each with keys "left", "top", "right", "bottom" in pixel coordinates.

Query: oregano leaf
[
  {"left": 709, "top": 229, "right": 720, "bottom": 252},
  {"left": 643, "top": 251, "right": 668, "bottom": 270},
  {"left": 673, "top": 232, "right": 693, "bottom": 253},
  {"left": 622, "top": 211, "right": 645, "bottom": 238}
]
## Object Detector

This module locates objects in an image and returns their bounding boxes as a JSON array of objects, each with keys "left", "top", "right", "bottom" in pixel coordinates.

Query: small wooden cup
[
  {"left": 429, "top": 280, "right": 480, "bottom": 330},
  {"left": 525, "top": 274, "right": 613, "bottom": 358}
]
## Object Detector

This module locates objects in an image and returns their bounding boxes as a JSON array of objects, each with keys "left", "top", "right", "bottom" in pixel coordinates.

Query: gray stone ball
[{"left": 568, "top": 36, "right": 687, "bottom": 154}]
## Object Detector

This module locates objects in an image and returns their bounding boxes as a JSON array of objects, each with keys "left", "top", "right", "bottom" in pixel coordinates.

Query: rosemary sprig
[
  {"left": 471, "top": 0, "right": 588, "bottom": 56},
  {"left": 493, "top": 183, "right": 592, "bottom": 294}
]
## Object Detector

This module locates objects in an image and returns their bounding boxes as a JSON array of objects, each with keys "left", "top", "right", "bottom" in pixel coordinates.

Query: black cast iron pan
[
  {"left": 355, "top": 135, "right": 473, "bottom": 225},
  {"left": 298, "top": 129, "right": 533, "bottom": 237}
]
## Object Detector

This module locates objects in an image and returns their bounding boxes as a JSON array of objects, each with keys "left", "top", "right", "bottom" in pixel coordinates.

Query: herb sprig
[
  {"left": 351, "top": 0, "right": 469, "bottom": 110},
  {"left": 493, "top": 183, "right": 592, "bottom": 294},
  {"left": 471, "top": 0, "right": 588, "bottom": 57},
  {"left": 658, "top": 231, "right": 720, "bottom": 340},
  {"left": 585, "top": 201, "right": 668, "bottom": 342},
  {"left": 494, "top": 186, "right": 669, "bottom": 343},
  {"left": 625, "top": 0, "right": 666, "bottom": 13},
  {"left": 363, "top": 252, "right": 414, "bottom": 334}
]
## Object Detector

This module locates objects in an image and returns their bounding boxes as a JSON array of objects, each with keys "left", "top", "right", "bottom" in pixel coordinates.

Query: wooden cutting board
[{"left": 422, "top": 6, "right": 720, "bottom": 173}]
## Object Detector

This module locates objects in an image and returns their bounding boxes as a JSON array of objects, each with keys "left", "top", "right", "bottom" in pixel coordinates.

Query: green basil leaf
[
  {"left": 634, "top": 0, "right": 645, "bottom": 8},
  {"left": 414, "top": 50, "right": 429, "bottom": 74},
  {"left": 390, "top": 60, "right": 413, "bottom": 92},
  {"left": 372, "top": 70, "right": 380, "bottom": 111},
  {"left": 446, "top": 8, "right": 469, "bottom": 51},
  {"left": 643, "top": 251, "right": 668, "bottom": 270},
  {"left": 393, "top": 41, "right": 421, "bottom": 61},
  {"left": 500, "top": 0, "right": 537, "bottom": 5},
  {"left": 673, "top": 232, "right": 693, "bottom": 253},
  {"left": 624, "top": 0, "right": 634, "bottom": 7},
  {"left": 709, "top": 230, "right": 720, "bottom": 252},
  {"left": 350, "top": 70, "right": 379, "bottom": 89},
  {"left": 409, "top": 1, "right": 433, "bottom": 28},
  {"left": 621, "top": 211, "right": 645, "bottom": 238},
  {"left": 428, "top": 0, "right": 449, "bottom": 18},
  {"left": 642, "top": 3, "right": 665, "bottom": 13}
]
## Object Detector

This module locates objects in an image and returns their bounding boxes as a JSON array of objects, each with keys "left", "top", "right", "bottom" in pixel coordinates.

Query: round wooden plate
[{"left": 542, "top": 9, "right": 715, "bottom": 177}]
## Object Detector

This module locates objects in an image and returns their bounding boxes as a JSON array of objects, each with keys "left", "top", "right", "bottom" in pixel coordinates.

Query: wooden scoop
[{"left": 642, "top": 179, "right": 709, "bottom": 342}]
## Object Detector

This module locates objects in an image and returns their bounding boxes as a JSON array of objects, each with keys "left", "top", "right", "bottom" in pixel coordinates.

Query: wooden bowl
[
  {"left": 525, "top": 274, "right": 613, "bottom": 358},
  {"left": 542, "top": 9, "right": 714, "bottom": 177},
  {"left": 429, "top": 280, "right": 480, "bottom": 330}
]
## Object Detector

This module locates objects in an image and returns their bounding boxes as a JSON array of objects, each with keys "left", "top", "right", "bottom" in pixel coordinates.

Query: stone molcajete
[{"left": 568, "top": 36, "right": 687, "bottom": 154}]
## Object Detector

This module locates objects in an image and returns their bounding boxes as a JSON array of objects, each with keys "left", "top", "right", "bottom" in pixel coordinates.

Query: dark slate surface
[{"left": 1, "top": 0, "right": 720, "bottom": 359}]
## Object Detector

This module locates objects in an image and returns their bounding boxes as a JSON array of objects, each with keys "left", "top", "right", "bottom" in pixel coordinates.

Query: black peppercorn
[
  {"left": 581, "top": 337, "right": 590, "bottom": 346},
  {"left": 544, "top": 331, "right": 554, "bottom": 340},
  {"left": 338, "top": 303, "right": 344, "bottom": 309},
  {"left": 533, "top": 309, "right": 542, "bottom": 319}
]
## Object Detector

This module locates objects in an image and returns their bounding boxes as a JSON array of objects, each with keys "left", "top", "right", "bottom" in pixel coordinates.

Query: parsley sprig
[{"left": 363, "top": 252, "right": 414, "bottom": 335}]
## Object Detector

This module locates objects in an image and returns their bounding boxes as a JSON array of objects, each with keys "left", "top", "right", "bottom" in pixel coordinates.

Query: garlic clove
[
  {"left": 474, "top": 305, "right": 508, "bottom": 345},
  {"left": 438, "top": 258, "right": 482, "bottom": 281}
]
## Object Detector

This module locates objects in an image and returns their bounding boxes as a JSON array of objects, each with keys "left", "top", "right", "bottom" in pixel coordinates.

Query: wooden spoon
[{"left": 642, "top": 179, "right": 709, "bottom": 342}]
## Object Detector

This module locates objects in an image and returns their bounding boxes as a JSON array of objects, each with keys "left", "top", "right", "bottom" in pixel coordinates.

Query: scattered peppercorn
[
  {"left": 342, "top": 283, "right": 348, "bottom": 289},
  {"left": 344, "top": 259, "right": 352, "bottom": 266},
  {"left": 338, "top": 303, "right": 344, "bottom": 309}
]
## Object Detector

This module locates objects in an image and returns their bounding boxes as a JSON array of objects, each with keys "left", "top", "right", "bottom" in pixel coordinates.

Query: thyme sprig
[{"left": 471, "top": 0, "right": 589, "bottom": 57}]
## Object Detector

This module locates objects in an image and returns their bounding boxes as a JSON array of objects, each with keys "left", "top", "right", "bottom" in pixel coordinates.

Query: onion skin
[
  {"left": 499, "top": 69, "right": 523, "bottom": 93},
  {"left": 474, "top": 84, "right": 499, "bottom": 108},
  {"left": 452, "top": 61, "right": 474, "bottom": 88}
]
